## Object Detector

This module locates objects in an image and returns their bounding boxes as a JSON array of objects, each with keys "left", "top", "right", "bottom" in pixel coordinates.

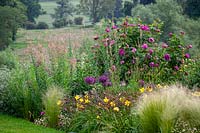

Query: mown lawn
[{"left": 0, "top": 113, "right": 64, "bottom": 133}]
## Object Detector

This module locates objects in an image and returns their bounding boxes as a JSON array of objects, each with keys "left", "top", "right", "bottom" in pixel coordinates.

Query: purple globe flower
[
  {"left": 119, "top": 48, "right": 125, "bottom": 56},
  {"left": 148, "top": 37, "right": 155, "bottom": 43},
  {"left": 164, "top": 53, "right": 171, "bottom": 61},
  {"left": 149, "top": 62, "right": 155, "bottom": 67},
  {"left": 40, "top": 111, "right": 45, "bottom": 116},
  {"left": 84, "top": 76, "right": 96, "bottom": 85},
  {"left": 99, "top": 75, "right": 109, "bottom": 83},
  {"left": 140, "top": 25, "right": 150, "bottom": 31},
  {"left": 141, "top": 44, "right": 148, "bottom": 49},
  {"left": 185, "top": 53, "right": 190, "bottom": 58}
]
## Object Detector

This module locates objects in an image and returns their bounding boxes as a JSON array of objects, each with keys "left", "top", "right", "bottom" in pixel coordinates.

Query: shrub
[
  {"left": 137, "top": 85, "right": 200, "bottom": 133},
  {"left": 25, "top": 21, "right": 37, "bottom": 30},
  {"left": 43, "top": 86, "right": 64, "bottom": 128},
  {"left": 0, "top": 49, "right": 17, "bottom": 69},
  {"left": 37, "top": 22, "right": 49, "bottom": 29},
  {"left": 53, "top": 19, "right": 68, "bottom": 28},
  {"left": 74, "top": 17, "right": 83, "bottom": 25}
]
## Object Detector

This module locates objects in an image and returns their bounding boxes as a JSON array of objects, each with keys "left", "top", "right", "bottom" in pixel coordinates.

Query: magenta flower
[
  {"left": 174, "top": 66, "right": 179, "bottom": 71},
  {"left": 119, "top": 48, "right": 125, "bottom": 56},
  {"left": 84, "top": 76, "right": 96, "bottom": 85},
  {"left": 149, "top": 62, "right": 155, "bottom": 67},
  {"left": 148, "top": 37, "right": 155, "bottom": 43},
  {"left": 40, "top": 111, "right": 45, "bottom": 116},
  {"left": 162, "top": 43, "right": 168, "bottom": 48},
  {"left": 149, "top": 49, "right": 153, "bottom": 55},
  {"left": 112, "top": 25, "right": 117, "bottom": 29},
  {"left": 132, "top": 47, "right": 137, "bottom": 53},
  {"left": 187, "top": 44, "right": 192, "bottom": 49},
  {"left": 99, "top": 75, "right": 109, "bottom": 83},
  {"left": 141, "top": 44, "right": 148, "bottom": 49},
  {"left": 105, "top": 27, "right": 111, "bottom": 32},
  {"left": 140, "top": 25, "right": 150, "bottom": 31},
  {"left": 185, "top": 53, "right": 190, "bottom": 58},
  {"left": 169, "top": 32, "right": 173, "bottom": 37},
  {"left": 164, "top": 53, "right": 171, "bottom": 61},
  {"left": 110, "top": 40, "right": 115, "bottom": 46}
]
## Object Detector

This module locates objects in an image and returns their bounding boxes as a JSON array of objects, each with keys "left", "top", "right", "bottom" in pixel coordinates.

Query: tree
[
  {"left": 184, "top": 0, "right": 200, "bottom": 19},
  {"left": 140, "top": 0, "right": 156, "bottom": 5},
  {"left": 77, "top": 0, "right": 116, "bottom": 24},
  {"left": 0, "top": 6, "right": 26, "bottom": 50},
  {"left": 123, "top": 1, "right": 133, "bottom": 16},
  {"left": 20, "top": 0, "right": 43, "bottom": 22},
  {"left": 114, "top": 0, "right": 123, "bottom": 18},
  {"left": 52, "top": 0, "right": 74, "bottom": 28}
]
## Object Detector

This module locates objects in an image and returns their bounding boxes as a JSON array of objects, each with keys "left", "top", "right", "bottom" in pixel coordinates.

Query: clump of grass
[
  {"left": 43, "top": 85, "right": 64, "bottom": 128},
  {"left": 137, "top": 85, "right": 200, "bottom": 133}
]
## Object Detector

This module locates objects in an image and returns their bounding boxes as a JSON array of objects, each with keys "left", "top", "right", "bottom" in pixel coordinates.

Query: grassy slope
[{"left": 0, "top": 113, "right": 64, "bottom": 133}]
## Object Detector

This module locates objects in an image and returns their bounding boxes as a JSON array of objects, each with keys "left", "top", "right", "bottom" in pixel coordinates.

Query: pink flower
[
  {"left": 120, "top": 60, "right": 125, "bottom": 64},
  {"left": 141, "top": 44, "right": 148, "bottom": 49},
  {"left": 174, "top": 66, "right": 179, "bottom": 71},
  {"left": 162, "top": 43, "right": 168, "bottom": 48},
  {"left": 132, "top": 47, "right": 137, "bottom": 53},
  {"left": 185, "top": 53, "right": 190, "bottom": 58},
  {"left": 40, "top": 111, "right": 45, "bottom": 116},
  {"left": 105, "top": 27, "right": 111, "bottom": 32},
  {"left": 149, "top": 49, "right": 153, "bottom": 55},
  {"left": 110, "top": 40, "right": 115, "bottom": 46},
  {"left": 169, "top": 32, "right": 173, "bottom": 37},
  {"left": 148, "top": 37, "right": 155, "bottom": 43},
  {"left": 187, "top": 44, "right": 192, "bottom": 49},
  {"left": 112, "top": 25, "right": 117, "bottom": 29},
  {"left": 140, "top": 25, "right": 150, "bottom": 31},
  {"left": 119, "top": 48, "right": 125, "bottom": 56},
  {"left": 93, "top": 35, "right": 99, "bottom": 40},
  {"left": 149, "top": 62, "right": 155, "bottom": 67}
]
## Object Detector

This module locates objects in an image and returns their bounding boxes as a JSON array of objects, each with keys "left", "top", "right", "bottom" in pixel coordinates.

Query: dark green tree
[
  {"left": 20, "top": 0, "right": 43, "bottom": 22},
  {"left": 184, "top": 0, "right": 200, "bottom": 19},
  {"left": 123, "top": 1, "right": 133, "bottom": 16},
  {"left": 114, "top": 0, "right": 123, "bottom": 18},
  {"left": 140, "top": 0, "right": 156, "bottom": 5},
  {"left": 52, "top": 0, "right": 74, "bottom": 28}
]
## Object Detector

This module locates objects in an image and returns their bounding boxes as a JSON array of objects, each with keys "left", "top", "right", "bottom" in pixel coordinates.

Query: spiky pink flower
[
  {"left": 105, "top": 27, "right": 111, "bottom": 32},
  {"left": 164, "top": 53, "right": 171, "bottom": 61},
  {"left": 148, "top": 37, "right": 155, "bottom": 43},
  {"left": 141, "top": 44, "right": 148, "bottom": 49},
  {"left": 185, "top": 53, "right": 190, "bottom": 58},
  {"left": 119, "top": 48, "right": 125, "bottom": 56},
  {"left": 140, "top": 25, "right": 150, "bottom": 31}
]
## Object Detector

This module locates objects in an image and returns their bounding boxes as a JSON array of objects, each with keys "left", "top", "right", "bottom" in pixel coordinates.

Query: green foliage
[
  {"left": 25, "top": 21, "right": 37, "bottom": 30},
  {"left": 140, "top": 0, "right": 156, "bottom": 5},
  {"left": 74, "top": 17, "right": 83, "bottom": 25},
  {"left": 77, "top": 0, "right": 116, "bottom": 23},
  {"left": 138, "top": 85, "right": 200, "bottom": 133},
  {"left": 52, "top": 0, "right": 74, "bottom": 28},
  {"left": 0, "top": 49, "right": 17, "bottom": 69},
  {"left": 184, "top": 0, "right": 200, "bottom": 19},
  {"left": 43, "top": 86, "right": 64, "bottom": 128},
  {"left": 0, "top": 6, "right": 26, "bottom": 50},
  {"left": 123, "top": 1, "right": 134, "bottom": 16},
  {"left": 37, "top": 22, "right": 49, "bottom": 29},
  {"left": 20, "top": 0, "right": 43, "bottom": 22}
]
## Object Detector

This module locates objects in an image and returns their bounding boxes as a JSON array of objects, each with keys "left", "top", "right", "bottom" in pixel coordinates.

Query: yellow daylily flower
[
  {"left": 103, "top": 97, "right": 109, "bottom": 103},
  {"left": 57, "top": 100, "right": 62, "bottom": 106},
  {"left": 84, "top": 99, "right": 90, "bottom": 104},
  {"left": 110, "top": 101, "right": 116, "bottom": 107},
  {"left": 113, "top": 107, "right": 119, "bottom": 112},
  {"left": 96, "top": 115, "right": 100, "bottom": 119},
  {"left": 79, "top": 98, "right": 84, "bottom": 103},
  {"left": 139, "top": 87, "right": 145, "bottom": 93},
  {"left": 124, "top": 100, "right": 131, "bottom": 107},
  {"left": 75, "top": 95, "right": 80, "bottom": 100},
  {"left": 146, "top": 87, "right": 153, "bottom": 92}
]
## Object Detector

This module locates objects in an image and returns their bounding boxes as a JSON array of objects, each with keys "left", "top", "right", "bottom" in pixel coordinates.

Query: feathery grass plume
[
  {"left": 43, "top": 85, "right": 64, "bottom": 128},
  {"left": 137, "top": 84, "right": 195, "bottom": 133}
]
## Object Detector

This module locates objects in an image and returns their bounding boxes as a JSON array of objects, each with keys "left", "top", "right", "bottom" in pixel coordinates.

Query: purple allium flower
[
  {"left": 132, "top": 47, "right": 137, "bottom": 53},
  {"left": 185, "top": 53, "right": 190, "bottom": 58},
  {"left": 141, "top": 43, "right": 148, "bottom": 49},
  {"left": 162, "top": 43, "right": 168, "bottom": 48},
  {"left": 119, "top": 48, "right": 125, "bottom": 56},
  {"left": 84, "top": 76, "right": 96, "bottom": 85},
  {"left": 110, "top": 40, "right": 115, "bottom": 46},
  {"left": 149, "top": 48, "right": 153, "bottom": 55},
  {"left": 174, "top": 66, "right": 179, "bottom": 71},
  {"left": 149, "top": 62, "right": 155, "bottom": 67},
  {"left": 40, "top": 111, "right": 45, "bottom": 116},
  {"left": 139, "top": 80, "right": 145, "bottom": 87},
  {"left": 105, "top": 27, "right": 111, "bottom": 32},
  {"left": 164, "top": 53, "right": 171, "bottom": 61},
  {"left": 140, "top": 25, "right": 150, "bottom": 31},
  {"left": 148, "top": 37, "right": 155, "bottom": 43},
  {"left": 103, "top": 81, "right": 112, "bottom": 87},
  {"left": 99, "top": 75, "right": 109, "bottom": 83},
  {"left": 93, "top": 35, "right": 99, "bottom": 40},
  {"left": 112, "top": 25, "right": 117, "bottom": 29},
  {"left": 120, "top": 60, "right": 125, "bottom": 64}
]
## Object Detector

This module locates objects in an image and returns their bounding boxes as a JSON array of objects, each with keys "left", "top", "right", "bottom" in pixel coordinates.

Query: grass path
[{"left": 0, "top": 113, "right": 64, "bottom": 133}]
